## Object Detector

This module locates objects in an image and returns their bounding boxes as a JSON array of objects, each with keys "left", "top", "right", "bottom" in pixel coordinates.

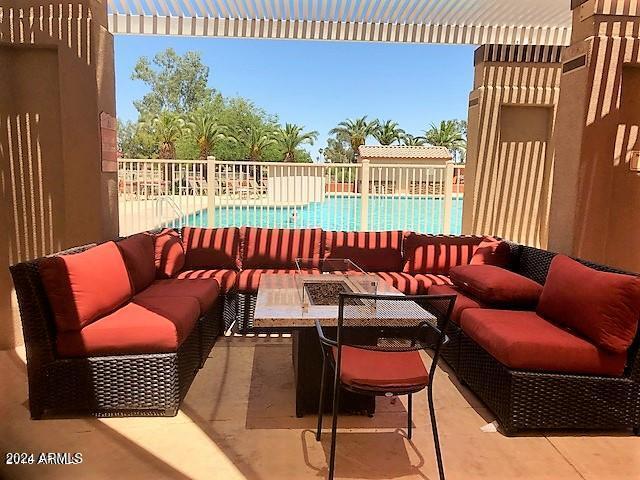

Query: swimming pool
[{"left": 172, "top": 195, "right": 463, "bottom": 234}]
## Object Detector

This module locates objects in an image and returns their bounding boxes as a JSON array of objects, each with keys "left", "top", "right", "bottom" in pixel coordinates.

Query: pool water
[{"left": 173, "top": 195, "right": 463, "bottom": 234}]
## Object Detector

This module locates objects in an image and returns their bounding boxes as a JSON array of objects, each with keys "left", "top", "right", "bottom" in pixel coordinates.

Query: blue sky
[{"left": 115, "top": 36, "right": 476, "bottom": 160}]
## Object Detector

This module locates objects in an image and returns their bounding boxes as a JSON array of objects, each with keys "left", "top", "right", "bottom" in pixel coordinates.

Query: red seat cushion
[
  {"left": 413, "top": 273, "right": 453, "bottom": 288},
  {"left": 429, "top": 284, "right": 486, "bottom": 325},
  {"left": 460, "top": 309, "right": 627, "bottom": 376},
  {"left": 56, "top": 297, "right": 200, "bottom": 357},
  {"left": 402, "top": 234, "right": 484, "bottom": 274},
  {"left": 333, "top": 346, "right": 429, "bottom": 390},
  {"left": 117, "top": 233, "right": 156, "bottom": 293},
  {"left": 39, "top": 242, "right": 133, "bottom": 332},
  {"left": 135, "top": 278, "right": 220, "bottom": 315},
  {"left": 154, "top": 229, "right": 185, "bottom": 279},
  {"left": 242, "top": 227, "right": 324, "bottom": 269},
  {"left": 375, "top": 272, "right": 431, "bottom": 295},
  {"left": 181, "top": 227, "right": 241, "bottom": 270},
  {"left": 469, "top": 236, "right": 511, "bottom": 268},
  {"left": 236, "top": 269, "right": 320, "bottom": 294},
  {"left": 325, "top": 231, "right": 403, "bottom": 272},
  {"left": 176, "top": 269, "right": 237, "bottom": 293},
  {"left": 449, "top": 264, "right": 542, "bottom": 308},
  {"left": 537, "top": 255, "right": 640, "bottom": 353}
]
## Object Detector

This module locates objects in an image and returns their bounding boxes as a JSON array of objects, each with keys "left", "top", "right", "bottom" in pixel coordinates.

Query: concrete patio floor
[{"left": 1, "top": 337, "right": 638, "bottom": 480}]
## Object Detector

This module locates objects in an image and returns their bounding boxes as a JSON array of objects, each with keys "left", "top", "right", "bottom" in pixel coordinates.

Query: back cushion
[
  {"left": 117, "top": 233, "right": 156, "bottom": 293},
  {"left": 182, "top": 227, "right": 241, "bottom": 270},
  {"left": 242, "top": 227, "right": 324, "bottom": 269},
  {"left": 402, "top": 234, "right": 484, "bottom": 274},
  {"left": 39, "top": 242, "right": 133, "bottom": 331},
  {"left": 537, "top": 255, "right": 640, "bottom": 353},
  {"left": 154, "top": 229, "right": 185, "bottom": 279},
  {"left": 469, "top": 236, "right": 511, "bottom": 268},
  {"left": 325, "top": 231, "right": 403, "bottom": 272}
]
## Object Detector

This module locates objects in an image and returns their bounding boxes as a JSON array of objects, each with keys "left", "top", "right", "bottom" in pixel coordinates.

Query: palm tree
[
  {"left": 329, "top": 116, "right": 379, "bottom": 162},
  {"left": 277, "top": 123, "right": 319, "bottom": 162},
  {"left": 424, "top": 120, "right": 467, "bottom": 162},
  {"left": 142, "top": 111, "right": 188, "bottom": 159},
  {"left": 188, "top": 111, "right": 227, "bottom": 159},
  {"left": 401, "top": 133, "right": 427, "bottom": 146},
  {"left": 229, "top": 124, "right": 276, "bottom": 161},
  {"left": 373, "top": 120, "right": 405, "bottom": 145}
]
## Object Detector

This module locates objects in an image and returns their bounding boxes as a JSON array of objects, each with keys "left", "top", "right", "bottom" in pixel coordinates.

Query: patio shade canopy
[{"left": 107, "top": 0, "right": 572, "bottom": 46}]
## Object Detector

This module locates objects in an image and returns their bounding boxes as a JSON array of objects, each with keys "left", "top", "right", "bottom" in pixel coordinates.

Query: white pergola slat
[{"left": 107, "top": 0, "right": 573, "bottom": 46}]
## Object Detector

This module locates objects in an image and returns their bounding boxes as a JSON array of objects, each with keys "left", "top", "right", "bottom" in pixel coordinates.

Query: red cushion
[
  {"left": 429, "top": 284, "right": 486, "bottom": 325},
  {"left": 236, "top": 268, "right": 320, "bottom": 294},
  {"left": 449, "top": 264, "right": 542, "bottom": 308},
  {"left": 242, "top": 227, "right": 324, "bottom": 269},
  {"left": 460, "top": 309, "right": 627, "bottom": 376},
  {"left": 537, "top": 255, "right": 640, "bottom": 353},
  {"left": 154, "top": 229, "right": 185, "bottom": 279},
  {"left": 375, "top": 272, "right": 431, "bottom": 295},
  {"left": 181, "top": 227, "right": 241, "bottom": 270},
  {"left": 333, "top": 346, "right": 429, "bottom": 390},
  {"left": 470, "top": 236, "right": 511, "bottom": 268},
  {"left": 134, "top": 278, "right": 220, "bottom": 315},
  {"left": 413, "top": 273, "right": 453, "bottom": 288},
  {"left": 39, "top": 242, "right": 133, "bottom": 332},
  {"left": 325, "top": 231, "right": 403, "bottom": 272},
  {"left": 402, "top": 234, "right": 484, "bottom": 274},
  {"left": 56, "top": 297, "right": 200, "bottom": 357},
  {"left": 117, "top": 233, "right": 156, "bottom": 293},
  {"left": 176, "top": 269, "right": 237, "bottom": 293}
]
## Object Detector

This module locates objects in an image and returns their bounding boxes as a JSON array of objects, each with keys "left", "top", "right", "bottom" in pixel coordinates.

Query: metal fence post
[
  {"left": 360, "top": 159, "right": 370, "bottom": 231},
  {"left": 443, "top": 162, "right": 454, "bottom": 234},
  {"left": 207, "top": 156, "right": 216, "bottom": 227}
]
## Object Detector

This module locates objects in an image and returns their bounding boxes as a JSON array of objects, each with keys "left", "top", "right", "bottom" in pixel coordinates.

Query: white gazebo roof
[{"left": 108, "top": 0, "right": 572, "bottom": 46}]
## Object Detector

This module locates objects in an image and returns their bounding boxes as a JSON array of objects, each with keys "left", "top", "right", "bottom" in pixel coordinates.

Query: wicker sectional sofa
[{"left": 10, "top": 227, "right": 640, "bottom": 436}]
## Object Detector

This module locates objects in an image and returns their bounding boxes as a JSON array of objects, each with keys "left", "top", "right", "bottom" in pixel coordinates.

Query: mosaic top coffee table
[{"left": 253, "top": 267, "right": 405, "bottom": 417}]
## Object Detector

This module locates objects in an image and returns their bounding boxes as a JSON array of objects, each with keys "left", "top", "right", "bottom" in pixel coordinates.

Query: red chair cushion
[
  {"left": 537, "top": 255, "right": 640, "bottom": 353},
  {"left": 429, "top": 284, "right": 486, "bottom": 325},
  {"left": 375, "top": 272, "right": 431, "bottom": 295},
  {"left": 56, "top": 297, "right": 200, "bottom": 357},
  {"left": 449, "top": 264, "right": 542, "bottom": 308},
  {"left": 460, "top": 309, "right": 627, "bottom": 376},
  {"left": 135, "top": 278, "right": 220, "bottom": 315},
  {"left": 117, "top": 233, "right": 156, "bottom": 293},
  {"left": 39, "top": 242, "right": 133, "bottom": 332},
  {"left": 236, "top": 269, "right": 320, "bottom": 294},
  {"left": 242, "top": 227, "right": 324, "bottom": 269},
  {"left": 333, "top": 346, "right": 429, "bottom": 390},
  {"left": 181, "top": 227, "right": 241, "bottom": 270},
  {"left": 154, "top": 229, "right": 185, "bottom": 279},
  {"left": 413, "top": 274, "right": 453, "bottom": 288},
  {"left": 402, "top": 234, "right": 484, "bottom": 274},
  {"left": 469, "top": 236, "right": 511, "bottom": 268},
  {"left": 176, "top": 269, "right": 237, "bottom": 293},
  {"left": 325, "top": 231, "right": 403, "bottom": 272}
]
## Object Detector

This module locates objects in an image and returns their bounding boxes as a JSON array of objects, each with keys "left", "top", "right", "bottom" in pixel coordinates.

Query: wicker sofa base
[{"left": 458, "top": 333, "right": 640, "bottom": 435}]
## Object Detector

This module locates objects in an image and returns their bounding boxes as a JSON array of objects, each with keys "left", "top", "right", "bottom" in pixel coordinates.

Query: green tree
[
  {"left": 131, "top": 48, "right": 213, "bottom": 115},
  {"left": 117, "top": 119, "right": 158, "bottom": 158},
  {"left": 320, "top": 135, "right": 353, "bottom": 163},
  {"left": 329, "top": 116, "right": 379, "bottom": 162},
  {"left": 187, "top": 110, "right": 227, "bottom": 159},
  {"left": 141, "top": 111, "right": 189, "bottom": 159},
  {"left": 229, "top": 124, "right": 277, "bottom": 161},
  {"left": 373, "top": 120, "right": 405, "bottom": 145},
  {"left": 401, "top": 133, "right": 427, "bottom": 146},
  {"left": 424, "top": 120, "right": 467, "bottom": 163},
  {"left": 276, "top": 123, "right": 318, "bottom": 162}
]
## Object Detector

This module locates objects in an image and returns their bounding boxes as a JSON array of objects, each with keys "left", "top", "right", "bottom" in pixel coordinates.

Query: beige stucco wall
[
  {"left": 463, "top": 45, "right": 563, "bottom": 248},
  {"left": 548, "top": 0, "right": 640, "bottom": 272},
  {"left": 0, "top": 0, "right": 117, "bottom": 349}
]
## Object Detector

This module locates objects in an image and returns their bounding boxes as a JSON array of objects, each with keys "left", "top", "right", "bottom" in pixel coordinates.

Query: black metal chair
[{"left": 315, "top": 293, "right": 455, "bottom": 480}]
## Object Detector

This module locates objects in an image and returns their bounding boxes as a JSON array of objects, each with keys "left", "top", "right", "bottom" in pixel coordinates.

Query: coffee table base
[{"left": 292, "top": 329, "right": 375, "bottom": 417}]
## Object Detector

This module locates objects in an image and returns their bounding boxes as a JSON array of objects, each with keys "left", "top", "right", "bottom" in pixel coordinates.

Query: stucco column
[
  {"left": 463, "top": 45, "right": 563, "bottom": 248},
  {"left": 0, "top": 0, "right": 117, "bottom": 349},
  {"left": 548, "top": 0, "right": 640, "bottom": 271}
]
